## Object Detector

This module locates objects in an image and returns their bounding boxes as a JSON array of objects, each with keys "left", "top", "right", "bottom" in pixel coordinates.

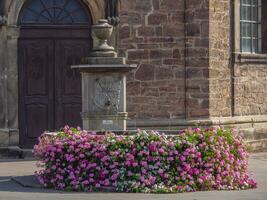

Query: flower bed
[{"left": 33, "top": 126, "right": 257, "bottom": 193}]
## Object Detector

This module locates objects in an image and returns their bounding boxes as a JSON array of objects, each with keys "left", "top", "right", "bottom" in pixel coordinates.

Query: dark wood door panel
[
  {"left": 21, "top": 40, "right": 53, "bottom": 97},
  {"left": 19, "top": 27, "right": 90, "bottom": 39},
  {"left": 54, "top": 39, "right": 90, "bottom": 129},
  {"left": 62, "top": 104, "right": 83, "bottom": 128},
  {"left": 19, "top": 39, "right": 54, "bottom": 148},
  {"left": 55, "top": 39, "right": 90, "bottom": 96},
  {"left": 25, "top": 104, "right": 49, "bottom": 138}
]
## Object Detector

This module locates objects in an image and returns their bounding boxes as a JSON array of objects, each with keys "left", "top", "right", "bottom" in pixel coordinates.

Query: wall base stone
[
  {"left": 127, "top": 115, "right": 267, "bottom": 152},
  {"left": 0, "top": 129, "right": 19, "bottom": 147},
  {"left": 246, "top": 139, "right": 267, "bottom": 152}
]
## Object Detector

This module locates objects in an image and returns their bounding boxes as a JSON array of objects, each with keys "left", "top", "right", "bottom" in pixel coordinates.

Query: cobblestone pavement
[{"left": 0, "top": 153, "right": 266, "bottom": 200}]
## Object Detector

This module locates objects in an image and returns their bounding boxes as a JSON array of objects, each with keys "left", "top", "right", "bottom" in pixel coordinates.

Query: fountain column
[{"left": 72, "top": 19, "right": 136, "bottom": 131}]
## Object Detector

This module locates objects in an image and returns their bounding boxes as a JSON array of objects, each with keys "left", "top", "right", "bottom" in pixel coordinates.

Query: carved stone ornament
[
  {"left": 0, "top": 0, "right": 6, "bottom": 26},
  {"left": 105, "top": 0, "right": 120, "bottom": 26},
  {"left": 0, "top": 15, "right": 7, "bottom": 26},
  {"left": 90, "top": 19, "right": 117, "bottom": 57},
  {"left": 93, "top": 76, "right": 122, "bottom": 114}
]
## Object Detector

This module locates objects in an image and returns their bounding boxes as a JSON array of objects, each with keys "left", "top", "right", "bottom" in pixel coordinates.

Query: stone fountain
[{"left": 71, "top": 19, "right": 136, "bottom": 131}]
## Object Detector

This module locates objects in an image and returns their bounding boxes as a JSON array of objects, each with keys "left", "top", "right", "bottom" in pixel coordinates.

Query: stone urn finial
[
  {"left": 91, "top": 19, "right": 116, "bottom": 57},
  {"left": 0, "top": 15, "right": 7, "bottom": 26}
]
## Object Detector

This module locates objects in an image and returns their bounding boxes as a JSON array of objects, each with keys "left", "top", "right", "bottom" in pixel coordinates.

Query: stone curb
[
  {"left": 127, "top": 115, "right": 267, "bottom": 127},
  {"left": 246, "top": 139, "right": 267, "bottom": 152}
]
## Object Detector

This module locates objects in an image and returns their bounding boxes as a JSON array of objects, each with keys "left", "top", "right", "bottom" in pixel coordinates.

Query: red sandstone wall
[
  {"left": 118, "top": 0, "right": 186, "bottom": 120},
  {"left": 184, "top": 0, "right": 210, "bottom": 118},
  {"left": 119, "top": 0, "right": 267, "bottom": 120},
  {"left": 119, "top": 0, "right": 211, "bottom": 120}
]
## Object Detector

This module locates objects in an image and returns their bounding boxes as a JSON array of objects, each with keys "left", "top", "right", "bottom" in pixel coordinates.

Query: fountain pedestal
[{"left": 72, "top": 19, "right": 136, "bottom": 131}]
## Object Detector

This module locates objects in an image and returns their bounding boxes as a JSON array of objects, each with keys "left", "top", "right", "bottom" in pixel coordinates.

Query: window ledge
[{"left": 234, "top": 53, "right": 267, "bottom": 64}]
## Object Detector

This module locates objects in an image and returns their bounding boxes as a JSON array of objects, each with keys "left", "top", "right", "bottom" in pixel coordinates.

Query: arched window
[{"left": 19, "top": 0, "right": 90, "bottom": 25}]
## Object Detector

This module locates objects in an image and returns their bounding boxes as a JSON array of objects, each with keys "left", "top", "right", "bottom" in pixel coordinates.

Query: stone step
[
  {"left": 22, "top": 149, "right": 34, "bottom": 158},
  {"left": 246, "top": 139, "right": 267, "bottom": 152},
  {"left": 0, "top": 146, "right": 23, "bottom": 159},
  {"left": 0, "top": 147, "right": 33, "bottom": 159},
  {"left": 242, "top": 128, "right": 267, "bottom": 141}
]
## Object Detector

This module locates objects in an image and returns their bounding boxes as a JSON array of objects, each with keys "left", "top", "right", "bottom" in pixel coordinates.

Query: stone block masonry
[
  {"left": 119, "top": 0, "right": 212, "bottom": 120},
  {"left": 119, "top": 0, "right": 186, "bottom": 120},
  {"left": 119, "top": 0, "right": 267, "bottom": 120}
]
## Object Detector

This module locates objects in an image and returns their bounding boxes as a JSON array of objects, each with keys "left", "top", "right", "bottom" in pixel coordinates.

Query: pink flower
[
  {"left": 141, "top": 169, "right": 147, "bottom": 174},
  {"left": 159, "top": 148, "right": 165, "bottom": 154},
  {"left": 82, "top": 180, "right": 89, "bottom": 185},
  {"left": 101, "top": 156, "right": 109, "bottom": 162},
  {"left": 132, "top": 162, "right": 138, "bottom": 167},
  {"left": 125, "top": 161, "right": 131, "bottom": 166},
  {"left": 198, "top": 178, "right": 204, "bottom": 184},
  {"left": 167, "top": 157, "right": 174, "bottom": 161},
  {"left": 69, "top": 172, "right": 75, "bottom": 180},
  {"left": 111, "top": 173, "right": 118, "bottom": 181},
  {"left": 141, "top": 161, "right": 148, "bottom": 167},
  {"left": 149, "top": 143, "right": 157, "bottom": 152},
  {"left": 79, "top": 154, "right": 85, "bottom": 158},
  {"left": 180, "top": 155, "right": 186, "bottom": 162},
  {"left": 193, "top": 168, "right": 200, "bottom": 175}
]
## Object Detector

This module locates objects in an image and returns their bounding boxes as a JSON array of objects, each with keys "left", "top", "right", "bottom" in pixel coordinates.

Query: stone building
[{"left": 0, "top": 0, "right": 267, "bottom": 149}]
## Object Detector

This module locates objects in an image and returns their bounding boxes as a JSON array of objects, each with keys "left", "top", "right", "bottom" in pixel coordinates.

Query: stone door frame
[{"left": 0, "top": 0, "right": 105, "bottom": 147}]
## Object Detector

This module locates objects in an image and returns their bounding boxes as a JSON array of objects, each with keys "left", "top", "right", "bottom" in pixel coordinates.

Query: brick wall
[
  {"left": 119, "top": 0, "right": 267, "bottom": 121},
  {"left": 184, "top": 0, "right": 210, "bottom": 118},
  {"left": 119, "top": 0, "right": 213, "bottom": 120},
  {"left": 118, "top": 0, "right": 186, "bottom": 120}
]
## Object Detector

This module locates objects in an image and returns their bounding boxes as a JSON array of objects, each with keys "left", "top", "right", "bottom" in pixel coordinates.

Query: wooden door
[
  {"left": 19, "top": 39, "right": 55, "bottom": 148},
  {"left": 19, "top": 28, "right": 91, "bottom": 148},
  {"left": 54, "top": 39, "right": 90, "bottom": 129}
]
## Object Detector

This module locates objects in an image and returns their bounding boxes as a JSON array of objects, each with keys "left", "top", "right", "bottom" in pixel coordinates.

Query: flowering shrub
[{"left": 33, "top": 126, "right": 257, "bottom": 193}]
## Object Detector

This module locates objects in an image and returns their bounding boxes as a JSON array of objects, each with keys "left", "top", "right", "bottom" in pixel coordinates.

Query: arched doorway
[{"left": 18, "top": 0, "right": 92, "bottom": 148}]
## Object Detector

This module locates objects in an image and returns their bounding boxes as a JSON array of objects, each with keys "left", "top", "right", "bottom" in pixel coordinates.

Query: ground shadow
[{"left": 0, "top": 176, "right": 64, "bottom": 194}]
